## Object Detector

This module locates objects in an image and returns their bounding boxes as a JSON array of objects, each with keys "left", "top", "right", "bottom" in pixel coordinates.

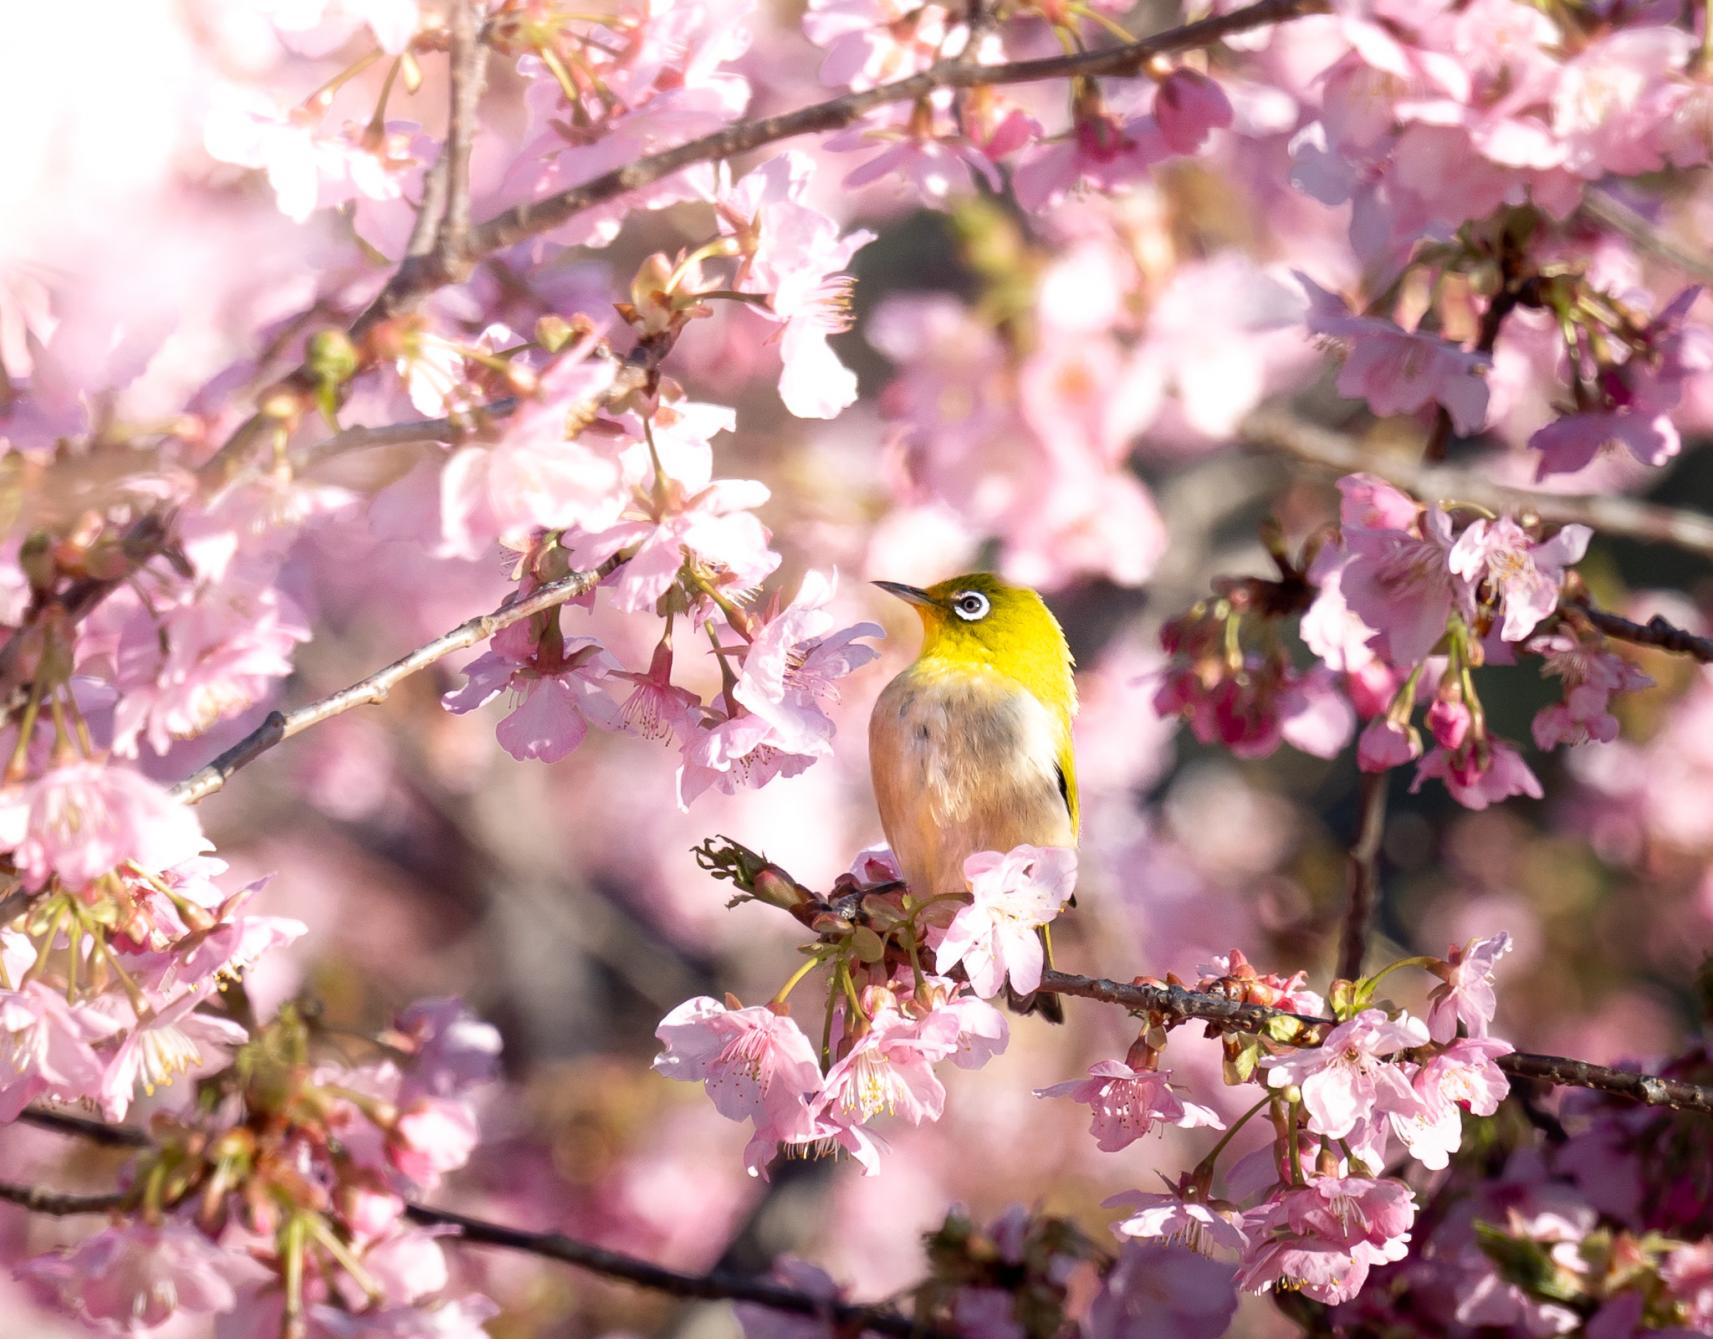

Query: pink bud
[
  {"left": 1427, "top": 697, "right": 1472, "bottom": 750},
  {"left": 1154, "top": 70, "right": 1233, "bottom": 155},
  {"left": 1357, "top": 717, "right": 1421, "bottom": 772}
]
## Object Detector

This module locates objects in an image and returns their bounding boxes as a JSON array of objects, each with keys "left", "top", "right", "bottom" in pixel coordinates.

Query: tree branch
[
  {"left": 0, "top": 1181, "right": 126, "bottom": 1216},
  {"left": 1242, "top": 406, "right": 1713, "bottom": 562},
  {"left": 168, "top": 557, "right": 621, "bottom": 805},
  {"left": 1336, "top": 772, "right": 1388, "bottom": 983},
  {"left": 1569, "top": 601, "right": 1713, "bottom": 664},
  {"left": 10, "top": 1113, "right": 934, "bottom": 1336},
  {"left": 436, "top": 0, "right": 488, "bottom": 269},
  {"left": 404, "top": 1203, "right": 943, "bottom": 1338},
  {"left": 1034, "top": 970, "right": 1713, "bottom": 1113},
  {"left": 465, "top": 0, "right": 1321, "bottom": 258}
]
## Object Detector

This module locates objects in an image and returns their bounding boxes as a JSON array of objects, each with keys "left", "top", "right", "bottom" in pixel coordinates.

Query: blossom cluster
[
  {"left": 1155, "top": 472, "right": 1653, "bottom": 811},
  {"left": 655, "top": 842, "right": 1084, "bottom": 1176},
  {"left": 20, "top": 997, "right": 501, "bottom": 1336}
]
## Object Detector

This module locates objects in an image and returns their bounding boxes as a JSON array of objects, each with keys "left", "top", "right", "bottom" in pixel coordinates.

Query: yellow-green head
[{"left": 872, "top": 572, "right": 1078, "bottom": 722}]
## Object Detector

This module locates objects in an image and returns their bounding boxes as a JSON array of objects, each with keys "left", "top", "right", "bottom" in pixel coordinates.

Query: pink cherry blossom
[
  {"left": 0, "top": 981, "right": 124, "bottom": 1118},
  {"left": 616, "top": 641, "right": 704, "bottom": 746},
  {"left": 674, "top": 705, "right": 818, "bottom": 808},
  {"left": 1529, "top": 631, "right": 1652, "bottom": 749},
  {"left": 1449, "top": 517, "right": 1591, "bottom": 642},
  {"left": 1012, "top": 112, "right": 1166, "bottom": 213},
  {"left": 1426, "top": 932, "right": 1512, "bottom": 1042},
  {"left": 567, "top": 477, "right": 778, "bottom": 615},
  {"left": 716, "top": 152, "right": 875, "bottom": 419},
  {"left": 0, "top": 761, "right": 208, "bottom": 890},
  {"left": 818, "top": 994, "right": 958, "bottom": 1127},
  {"left": 1302, "top": 276, "right": 1491, "bottom": 434},
  {"left": 1335, "top": 474, "right": 1470, "bottom": 665},
  {"left": 388, "top": 999, "right": 500, "bottom": 1099},
  {"left": 442, "top": 636, "right": 623, "bottom": 765},
  {"left": 803, "top": 0, "right": 959, "bottom": 90},
  {"left": 1530, "top": 406, "right": 1681, "bottom": 478},
  {"left": 1035, "top": 1061, "right": 1224, "bottom": 1152},
  {"left": 20, "top": 1220, "right": 246, "bottom": 1330},
  {"left": 932, "top": 845, "right": 1077, "bottom": 998},
  {"left": 1425, "top": 693, "right": 1472, "bottom": 751},
  {"left": 1237, "top": 1176, "right": 1415, "bottom": 1305},
  {"left": 1086, "top": 1242, "right": 1239, "bottom": 1339},
  {"left": 95, "top": 986, "right": 249, "bottom": 1120},
  {"left": 1105, "top": 1190, "right": 1248, "bottom": 1255},
  {"left": 1412, "top": 739, "right": 1543, "bottom": 810},
  {"left": 436, "top": 338, "right": 625, "bottom": 559},
  {"left": 1358, "top": 716, "right": 1422, "bottom": 772},
  {"left": 1663, "top": 1241, "right": 1713, "bottom": 1332},
  {"left": 1262, "top": 1009, "right": 1428, "bottom": 1139},
  {"left": 917, "top": 979, "right": 1009, "bottom": 1070},
  {"left": 1391, "top": 1036, "right": 1514, "bottom": 1169},
  {"left": 388, "top": 1097, "right": 480, "bottom": 1186},
  {"left": 731, "top": 570, "right": 882, "bottom": 758},
  {"left": 654, "top": 996, "right": 824, "bottom": 1142},
  {"left": 111, "top": 589, "right": 309, "bottom": 757},
  {"left": 1155, "top": 70, "right": 1234, "bottom": 154}
]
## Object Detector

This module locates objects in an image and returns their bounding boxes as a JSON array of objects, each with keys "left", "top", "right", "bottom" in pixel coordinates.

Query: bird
[{"left": 868, "top": 572, "right": 1078, "bottom": 1021}]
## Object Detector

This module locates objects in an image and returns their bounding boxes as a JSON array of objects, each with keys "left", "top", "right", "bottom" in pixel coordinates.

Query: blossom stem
[
  {"left": 900, "top": 925, "right": 928, "bottom": 992},
  {"left": 367, "top": 56, "right": 405, "bottom": 134},
  {"left": 1069, "top": 4, "right": 1139, "bottom": 43},
  {"left": 771, "top": 954, "right": 823, "bottom": 1006},
  {"left": 303, "top": 1211, "right": 385, "bottom": 1303},
  {"left": 1285, "top": 1099, "right": 1306, "bottom": 1185},
  {"left": 687, "top": 569, "right": 755, "bottom": 642},
  {"left": 90, "top": 929, "right": 150, "bottom": 1015},
  {"left": 1361, "top": 955, "right": 1437, "bottom": 993},
  {"left": 839, "top": 961, "right": 867, "bottom": 1024},
  {"left": 1190, "top": 1094, "right": 1273, "bottom": 1183},
  {"left": 18, "top": 901, "right": 65, "bottom": 987},
  {"left": 59, "top": 688, "right": 94, "bottom": 757},
  {"left": 282, "top": 1212, "right": 309, "bottom": 1339},
  {"left": 301, "top": 49, "right": 384, "bottom": 111},
  {"left": 6, "top": 679, "right": 44, "bottom": 782}
]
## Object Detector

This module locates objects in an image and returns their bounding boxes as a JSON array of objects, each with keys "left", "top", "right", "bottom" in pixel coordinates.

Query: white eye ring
[{"left": 952, "top": 590, "right": 990, "bottom": 621}]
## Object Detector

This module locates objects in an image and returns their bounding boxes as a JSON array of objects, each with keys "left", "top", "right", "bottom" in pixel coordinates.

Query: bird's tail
[{"left": 1005, "top": 984, "right": 1065, "bottom": 1024}]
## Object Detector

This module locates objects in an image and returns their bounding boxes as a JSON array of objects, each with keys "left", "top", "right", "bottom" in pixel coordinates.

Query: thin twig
[
  {"left": 0, "top": 1181, "right": 126, "bottom": 1216},
  {"left": 1035, "top": 970, "right": 1713, "bottom": 1113},
  {"left": 1242, "top": 406, "right": 1713, "bottom": 561},
  {"left": 10, "top": 1111, "right": 933, "bottom": 1336},
  {"left": 169, "top": 558, "right": 621, "bottom": 805},
  {"left": 404, "top": 1203, "right": 944, "bottom": 1338},
  {"left": 1580, "top": 190, "right": 1713, "bottom": 289},
  {"left": 20, "top": 1109, "right": 149, "bottom": 1146},
  {"left": 464, "top": 0, "right": 1319, "bottom": 262},
  {"left": 436, "top": 0, "right": 488, "bottom": 269},
  {"left": 1337, "top": 772, "right": 1388, "bottom": 983},
  {"left": 1570, "top": 601, "right": 1713, "bottom": 664}
]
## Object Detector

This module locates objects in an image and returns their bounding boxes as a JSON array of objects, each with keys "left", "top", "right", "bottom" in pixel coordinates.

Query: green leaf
[{"left": 851, "top": 926, "right": 886, "bottom": 964}]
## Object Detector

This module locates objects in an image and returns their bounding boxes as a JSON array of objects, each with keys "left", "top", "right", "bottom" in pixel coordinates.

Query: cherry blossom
[
  {"left": 1262, "top": 1009, "right": 1428, "bottom": 1140},
  {"left": 654, "top": 996, "right": 824, "bottom": 1143},
  {"left": 0, "top": 762, "right": 208, "bottom": 891},
  {"left": 20, "top": 1221, "right": 248, "bottom": 1331},
  {"left": 932, "top": 845, "right": 1077, "bottom": 998},
  {"left": 1450, "top": 517, "right": 1592, "bottom": 643},
  {"left": 443, "top": 635, "right": 622, "bottom": 764},
  {"left": 731, "top": 571, "right": 883, "bottom": 758},
  {"left": 1035, "top": 1061, "right": 1224, "bottom": 1152},
  {"left": 1426, "top": 932, "right": 1513, "bottom": 1043}
]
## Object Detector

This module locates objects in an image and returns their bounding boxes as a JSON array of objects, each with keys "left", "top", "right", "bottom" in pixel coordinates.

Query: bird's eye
[{"left": 952, "top": 591, "right": 991, "bottom": 621}]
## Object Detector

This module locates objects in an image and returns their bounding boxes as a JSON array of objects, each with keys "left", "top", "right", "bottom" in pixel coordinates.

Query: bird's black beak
[{"left": 872, "top": 580, "right": 937, "bottom": 608}]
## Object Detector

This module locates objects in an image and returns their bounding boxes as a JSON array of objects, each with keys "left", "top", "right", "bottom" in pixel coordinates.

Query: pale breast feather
[{"left": 869, "top": 665, "right": 1074, "bottom": 898}]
